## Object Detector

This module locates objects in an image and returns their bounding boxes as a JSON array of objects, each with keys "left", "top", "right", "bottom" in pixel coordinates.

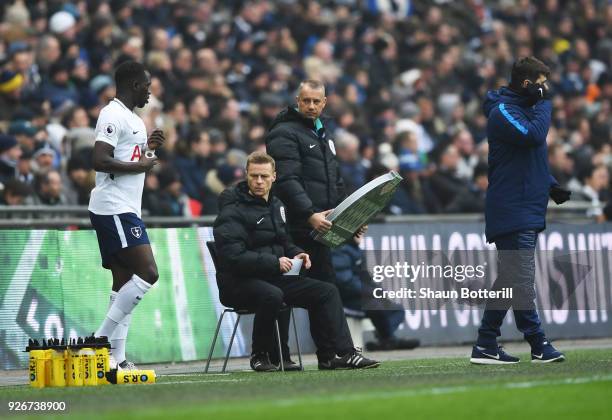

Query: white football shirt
[{"left": 88, "top": 98, "right": 148, "bottom": 218}]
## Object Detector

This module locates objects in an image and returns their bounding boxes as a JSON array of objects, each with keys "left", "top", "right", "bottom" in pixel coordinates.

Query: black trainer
[
  {"left": 531, "top": 340, "right": 565, "bottom": 363},
  {"left": 250, "top": 353, "right": 277, "bottom": 372},
  {"left": 470, "top": 345, "right": 520, "bottom": 365},
  {"left": 274, "top": 358, "right": 302, "bottom": 371},
  {"left": 318, "top": 349, "right": 380, "bottom": 370}
]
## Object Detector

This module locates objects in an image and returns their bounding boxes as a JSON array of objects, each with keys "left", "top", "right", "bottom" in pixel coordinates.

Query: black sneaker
[
  {"left": 250, "top": 353, "right": 277, "bottom": 372},
  {"left": 365, "top": 337, "right": 420, "bottom": 351},
  {"left": 531, "top": 340, "right": 565, "bottom": 363},
  {"left": 470, "top": 345, "right": 520, "bottom": 365},
  {"left": 274, "top": 358, "right": 302, "bottom": 372},
  {"left": 318, "top": 349, "right": 380, "bottom": 370}
]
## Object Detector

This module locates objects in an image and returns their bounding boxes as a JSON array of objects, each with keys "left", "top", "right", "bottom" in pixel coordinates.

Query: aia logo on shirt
[{"left": 130, "top": 145, "right": 142, "bottom": 161}]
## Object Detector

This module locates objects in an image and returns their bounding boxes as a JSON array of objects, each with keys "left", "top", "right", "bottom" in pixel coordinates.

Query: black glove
[
  {"left": 526, "top": 81, "right": 552, "bottom": 100},
  {"left": 549, "top": 185, "right": 571, "bottom": 204}
]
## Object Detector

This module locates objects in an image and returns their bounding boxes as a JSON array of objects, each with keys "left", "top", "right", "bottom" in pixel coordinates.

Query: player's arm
[
  {"left": 92, "top": 141, "right": 157, "bottom": 174},
  {"left": 494, "top": 100, "right": 552, "bottom": 148}
]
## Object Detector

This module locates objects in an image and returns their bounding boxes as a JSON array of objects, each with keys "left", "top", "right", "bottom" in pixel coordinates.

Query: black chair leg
[
  {"left": 222, "top": 313, "right": 241, "bottom": 373},
  {"left": 205, "top": 309, "right": 227, "bottom": 373},
  {"left": 274, "top": 319, "right": 284, "bottom": 372},
  {"left": 290, "top": 309, "right": 303, "bottom": 371}
]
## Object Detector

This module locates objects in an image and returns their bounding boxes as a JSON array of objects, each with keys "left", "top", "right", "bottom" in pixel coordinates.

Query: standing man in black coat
[
  {"left": 213, "top": 152, "right": 379, "bottom": 372},
  {"left": 265, "top": 79, "right": 346, "bottom": 285}
]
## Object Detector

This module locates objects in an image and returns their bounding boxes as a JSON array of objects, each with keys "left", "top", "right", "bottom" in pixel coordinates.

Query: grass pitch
[{"left": 1, "top": 348, "right": 611, "bottom": 419}]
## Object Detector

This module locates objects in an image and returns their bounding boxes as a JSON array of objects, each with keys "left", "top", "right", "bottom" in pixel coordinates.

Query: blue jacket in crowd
[{"left": 483, "top": 87, "right": 557, "bottom": 242}]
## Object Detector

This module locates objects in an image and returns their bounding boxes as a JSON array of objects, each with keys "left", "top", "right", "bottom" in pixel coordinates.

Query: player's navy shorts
[{"left": 89, "top": 211, "right": 150, "bottom": 269}]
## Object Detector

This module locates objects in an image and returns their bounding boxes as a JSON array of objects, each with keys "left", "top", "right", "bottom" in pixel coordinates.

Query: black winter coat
[
  {"left": 213, "top": 181, "right": 304, "bottom": 288},
  {"left": 265, "top": 107, "right": 345, "bottom": 236}
]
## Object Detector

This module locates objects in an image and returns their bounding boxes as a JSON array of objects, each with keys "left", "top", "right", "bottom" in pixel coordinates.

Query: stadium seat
[{"left": 204, "top": 241, "right": 303, "bottom": 373}]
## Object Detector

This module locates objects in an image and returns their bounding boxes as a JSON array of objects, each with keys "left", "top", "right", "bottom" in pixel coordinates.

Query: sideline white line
[
  {"left": 161, "top": 373, "right": 231, "bottom": 377},
  {"left": 157, "top": 378, "right": 247, "bottom": 385}
]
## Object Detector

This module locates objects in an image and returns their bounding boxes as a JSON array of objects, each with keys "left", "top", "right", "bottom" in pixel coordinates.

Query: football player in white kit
[{"left": 89, "top": 61, "right": 165, "bottom": 370}]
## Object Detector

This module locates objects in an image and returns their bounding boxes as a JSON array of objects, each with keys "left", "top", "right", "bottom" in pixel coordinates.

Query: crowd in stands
[{"left": 0, "top": 0, "right": 610, "bottom": 220}]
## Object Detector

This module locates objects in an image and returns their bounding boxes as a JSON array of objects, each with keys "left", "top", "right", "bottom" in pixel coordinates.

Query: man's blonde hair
[{"left": 246, "top": 151, "right": 275, "bottom": 171}]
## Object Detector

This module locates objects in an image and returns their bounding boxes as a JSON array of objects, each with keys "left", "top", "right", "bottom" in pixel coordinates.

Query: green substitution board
[{"left": 0, "top": 228, "right": 223, "bottom": 370}]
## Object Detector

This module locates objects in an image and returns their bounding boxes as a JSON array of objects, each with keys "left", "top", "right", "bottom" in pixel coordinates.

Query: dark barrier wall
[
  {"left": 1, "top": 223, "right": 610, "bottom": 369},
  {"left": 360, "top": 222, "right": 612, "bottom": 345}
]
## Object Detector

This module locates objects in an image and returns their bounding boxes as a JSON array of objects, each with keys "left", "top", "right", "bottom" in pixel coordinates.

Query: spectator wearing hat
[
  {"left": 0, "top": 135, "right": 22, "bottom": 184},
  {"left": 16, "top": 149, "right": 34, "bottom": 186},
  {"left": 49, "top": 11, "right": 77, "bottom": 42},
  {"left": 0, "top": 179, "right": 33, "bottom": 217},
  {"left": 6, "top": 41, "right": 40, "bottom": 96},
  {"left": 32, "top": 144, "right": 58, "bottom": 174},
  {"left": 8, "top": 120, "right": 38, "bottom": 154},
  {"left": 0, "top": 71, "right": 25, "bottom": 122},
  {"left": 89, "top": 74, "right": 115, "bottom": 106}
]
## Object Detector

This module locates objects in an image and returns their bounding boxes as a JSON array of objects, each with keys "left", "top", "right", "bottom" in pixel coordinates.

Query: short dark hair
[
  {"left": 114, "top": 61, "right": 146, "bottom": 89},
  {"left": 246, "top": 151, "right": 275, "bottom": 171},
  {"left": 298, "top": 79, "right": 325, "bottom": 95},
  {"left": 3, "top": 178, "right": 32, "bottom": 198},
  {"left": 510, "top": 57, "right": 551, "bottom": 90}
]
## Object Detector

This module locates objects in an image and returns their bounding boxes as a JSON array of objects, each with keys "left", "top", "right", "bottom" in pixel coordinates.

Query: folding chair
[{"left": 204, "top": 241, "right": 303, "bottom": 373}]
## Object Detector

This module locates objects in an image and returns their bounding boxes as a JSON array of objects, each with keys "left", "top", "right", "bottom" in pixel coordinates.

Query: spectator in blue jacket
[
  {"left": 471, "top": 57, "right": 571, "bottom": 366},
  {"left": 332, "top": 231, "right": 420, "bottom": 351}
]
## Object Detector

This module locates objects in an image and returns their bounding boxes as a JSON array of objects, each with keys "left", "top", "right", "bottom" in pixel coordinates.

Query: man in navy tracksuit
[{"left": 470, "top": 57, "right": 571, "bottom": 365}]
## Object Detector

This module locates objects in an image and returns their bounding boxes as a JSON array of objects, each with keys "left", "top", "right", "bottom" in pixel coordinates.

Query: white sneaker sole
[
  {"left": 470, "top": 357, "right": 519, "bottom": 365},
  {"left": 531, "top": 355, "right": 565, "bottom": 363}
]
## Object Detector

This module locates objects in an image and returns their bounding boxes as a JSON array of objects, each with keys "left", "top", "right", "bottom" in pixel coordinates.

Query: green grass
[{"left": 1, "top": 348, "right": 612, "bottom": 419}]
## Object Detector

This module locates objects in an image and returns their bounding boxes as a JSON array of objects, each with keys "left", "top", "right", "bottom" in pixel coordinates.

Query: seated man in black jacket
[{"left": 213, "top": 152, "right": 379, "bottom": 372}]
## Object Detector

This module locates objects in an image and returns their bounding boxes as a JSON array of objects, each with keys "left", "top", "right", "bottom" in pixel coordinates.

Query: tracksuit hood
[{"left": 483, "top": 87, "right": 533, "bottom": 118}]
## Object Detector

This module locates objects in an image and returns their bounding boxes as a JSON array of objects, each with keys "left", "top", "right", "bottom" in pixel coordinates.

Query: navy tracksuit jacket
[{"left": 483, "top": 87, "right": 558, "bottom": 243}]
